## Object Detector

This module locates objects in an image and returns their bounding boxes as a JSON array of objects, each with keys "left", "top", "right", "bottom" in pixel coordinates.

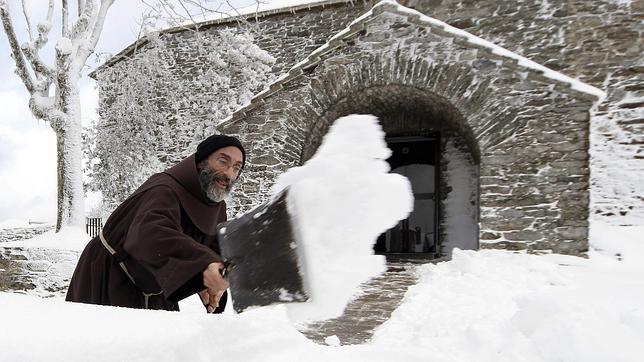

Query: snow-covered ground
[
  {"left": 1, "top": 116, "right": 643, "bottom": 361},
  {"left": 370, "top": 222, "right": 644, "bottom": 361},
  {"left": 1, "top": 221, "right": 642, "bottom": 361}
]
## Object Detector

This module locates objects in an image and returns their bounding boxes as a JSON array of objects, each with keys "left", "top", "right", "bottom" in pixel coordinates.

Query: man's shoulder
[
  {"left": 138, "top": 173, "right": 181, "bottom": 192},
  {"left": 141, "top": 172, "right": 227, "bottom": 234},
  {"left": 127, "top": 173, "right": 183, "bottom": 201}
]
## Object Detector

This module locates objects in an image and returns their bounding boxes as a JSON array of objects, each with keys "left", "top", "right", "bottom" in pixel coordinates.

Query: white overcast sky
[{"left": 0, "top": 0, "right": 259, "bottom": 225}]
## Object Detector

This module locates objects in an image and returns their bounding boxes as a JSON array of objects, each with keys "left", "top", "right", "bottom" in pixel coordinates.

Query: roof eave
[{"left": 90, "top": 0, "right": 356, "bottom": 76}]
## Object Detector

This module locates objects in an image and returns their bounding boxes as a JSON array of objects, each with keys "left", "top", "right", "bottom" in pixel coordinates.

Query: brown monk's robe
[{"left": 66, "top": 154, "right": 228, "bottom": 311}]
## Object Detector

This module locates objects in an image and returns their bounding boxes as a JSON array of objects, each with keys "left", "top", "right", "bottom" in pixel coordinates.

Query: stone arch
[
  {"left": 285, "top": 53, "right": 522, "bottom": 168},
  {"left": 300, "top": 84, "right": 479, "bottom": 165},
  {"left": 286, "top": 55, "right": 486, "bottom": 256}
]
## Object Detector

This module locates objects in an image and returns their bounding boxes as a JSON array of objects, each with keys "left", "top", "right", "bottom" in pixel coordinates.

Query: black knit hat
[{"left": 195, "top": 134, "right": 246, "bottom": 167}]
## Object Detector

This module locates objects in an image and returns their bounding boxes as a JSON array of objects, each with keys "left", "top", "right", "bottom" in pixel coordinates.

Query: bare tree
[{"left": 1, "top": 0, "right": 115, "bottom": 231}]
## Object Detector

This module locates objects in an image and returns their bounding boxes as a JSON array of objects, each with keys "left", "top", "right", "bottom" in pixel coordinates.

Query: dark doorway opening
[{"left": 374, "top": 134, "right": 441, "bottom": 259}]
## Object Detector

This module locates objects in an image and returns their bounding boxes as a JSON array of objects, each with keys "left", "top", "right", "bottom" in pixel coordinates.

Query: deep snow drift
[{"left": 370, "top": 223, "right": 644, "bottom": 362}]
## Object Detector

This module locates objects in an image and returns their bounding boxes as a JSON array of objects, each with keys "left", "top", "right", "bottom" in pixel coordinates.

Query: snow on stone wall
[
  {"left": 442, "top": 139, "right": 479, "bottom": 256},
  {"left": 404, "top": 0, "right": 643, "bottom": 225},
  {"left": 219, "top": 3, "right": 597, "bottom": 255},
  {"left": 0, "top": 246, "right": 79, "bottom": 297}
]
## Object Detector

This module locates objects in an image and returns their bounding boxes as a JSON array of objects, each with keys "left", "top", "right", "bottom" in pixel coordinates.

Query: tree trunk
[{"left": 54, "top": 94, "right": 84, "bottom": 232}]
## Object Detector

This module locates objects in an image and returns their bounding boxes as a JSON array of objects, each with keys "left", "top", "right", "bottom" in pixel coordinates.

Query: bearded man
[{"left": 66, "top": 135, "right": 245, "bottom": 313}]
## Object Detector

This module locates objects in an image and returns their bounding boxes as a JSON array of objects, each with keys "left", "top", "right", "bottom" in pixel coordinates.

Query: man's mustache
[{"left": 213, "top": 173, "right": 232, "bottom": 188}]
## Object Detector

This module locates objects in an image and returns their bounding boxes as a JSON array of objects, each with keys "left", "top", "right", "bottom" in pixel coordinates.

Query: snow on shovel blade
[{"left": 217, "top": 188, "right": 308, "bottom": 313}]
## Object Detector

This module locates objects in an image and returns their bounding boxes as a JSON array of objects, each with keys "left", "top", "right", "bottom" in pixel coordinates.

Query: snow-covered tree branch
[
  {"left": 87, "top": 26, "right": 274, "bottom": 209},
  {"left": 1, "top": 3, "right": 35, "bottom": 92}
]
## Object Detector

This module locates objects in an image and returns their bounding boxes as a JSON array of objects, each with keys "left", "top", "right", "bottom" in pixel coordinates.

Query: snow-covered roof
[
  {"left": 390, "top": 3, "right": 606, "bottom": 99},
  {"left": 173, "top": 0, "right": 351, "bottom": 26},
  {"left": 219, "top": 0, "right": 605, "bottom": 128},
  {"left": 91, "top": 0, "right": 350, "bottom": 75}
]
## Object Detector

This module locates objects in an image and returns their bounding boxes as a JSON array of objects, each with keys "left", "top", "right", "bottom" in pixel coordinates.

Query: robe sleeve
[{"left": 123, "top": 185, "right": 222, "bottom": 300}]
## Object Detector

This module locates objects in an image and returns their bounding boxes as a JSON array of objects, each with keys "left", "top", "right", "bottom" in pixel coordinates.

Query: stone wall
[
  {"left": 0, "top": 227, "right": 77, "bottom": 297},
  {"left": 93, "top": 0, "right": 642, "bottom": 253},
  {"left": 219, "top": 3, "right": 598, "bottom": 254},
  {"left": 404, "top": 0, "right": 644, "bottom": 224}
]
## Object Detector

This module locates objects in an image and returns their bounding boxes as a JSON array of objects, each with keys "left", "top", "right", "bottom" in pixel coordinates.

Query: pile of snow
[
  {"left": 369, "top": 220, "right": 644, "bottom": 361},
  {"left": 589, "top": 221, "right": 644, "bottom": 267},
  {"left": 0, "top": 295, "right": 313, "bottom": 361},
  {"left": 272, "top": 114, "right": 413, "bottom": 322}
]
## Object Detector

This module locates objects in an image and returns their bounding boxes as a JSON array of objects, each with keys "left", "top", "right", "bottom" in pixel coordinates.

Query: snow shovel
[{"left": 216, "top": 188, "right": 308, "bottom": 312}]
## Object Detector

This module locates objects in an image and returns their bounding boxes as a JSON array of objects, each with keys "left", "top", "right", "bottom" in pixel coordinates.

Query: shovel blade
[{"left": 217, "top": 188, "right": 308, "bottom": 312}]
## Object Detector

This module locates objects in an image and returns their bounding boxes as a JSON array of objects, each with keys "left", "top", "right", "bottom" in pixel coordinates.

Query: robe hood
[{"left": 160, "top": 154, "right": 226, "bottom": 235}]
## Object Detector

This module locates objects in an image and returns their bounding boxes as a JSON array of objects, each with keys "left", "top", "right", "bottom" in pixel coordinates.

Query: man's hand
[
  {"left": 198, "top": 289, "right": 210, "bottom": 306},
  {"left": 202, "top": 262, "right": 229, "bottom": 313}
]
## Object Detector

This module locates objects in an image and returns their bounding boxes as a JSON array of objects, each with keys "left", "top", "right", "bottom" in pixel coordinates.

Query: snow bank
[
  {"left": 0, "top": 294, "right": 312, "bottom": 362},
  {"left": 589, "top": 220, "right": 644, "bottom": 267},
  {"left": 272, "top": 114, "right": 413, "bottom": 322},
  {"left": 1, "top": 225, "right": 643, "bottom": 361},
  {"left": 2, "top": 226, "right": 90, "bottom": 251},
  {"left": 0, "top": 291, "right": 429, "bottom": 361},
  {"left": 371, "top": 246, "right": 644, "bottom": 361}
]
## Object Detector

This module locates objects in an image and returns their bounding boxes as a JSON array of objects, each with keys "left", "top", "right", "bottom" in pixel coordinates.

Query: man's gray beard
[{"left": 198, "top": 167, "right": 233, "bottom": 203}]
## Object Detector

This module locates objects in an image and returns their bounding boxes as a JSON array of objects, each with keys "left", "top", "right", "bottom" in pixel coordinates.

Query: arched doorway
[
  {"left": 300, "top": 84, "right": 480, "bottom": 259},
  {"left": 374, "top": 134, "right": 442, "bottom": 258}
]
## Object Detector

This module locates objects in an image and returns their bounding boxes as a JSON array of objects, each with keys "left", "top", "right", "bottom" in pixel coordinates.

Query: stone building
[{"left": 93, "top": 0, "right": 643, "bottom": 257}]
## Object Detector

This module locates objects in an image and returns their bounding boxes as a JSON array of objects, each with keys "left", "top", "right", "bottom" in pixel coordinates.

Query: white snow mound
[{"left": 272, "top": 114, "right": 414, "bottom": 323}]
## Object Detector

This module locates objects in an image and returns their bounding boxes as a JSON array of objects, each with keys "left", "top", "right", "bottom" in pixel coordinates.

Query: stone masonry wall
[
  {"left": 405, "top": 0, "right": 643, "bottom": 224},
  {"left": 94, "top": 0, "right": 641, "bottom": 251},
  {"left": 241, "top": 0, "right": 639, "bottom": 225},
  {"left": 220, "top": 4, "right": 598, "bottom": 254}
]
